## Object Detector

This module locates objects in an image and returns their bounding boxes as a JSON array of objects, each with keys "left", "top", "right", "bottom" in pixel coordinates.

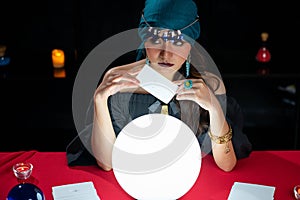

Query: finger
[
  {"left": 176, "top": 80, "right": 201, "bottom": 94},
  {"left": 128, "top": 67, "right": 142, "bottom": 76},
  {"left": 173, "top": 79, "right": 185, "bottom": 86},
  {"left": 176, "top": 92, "right": 196, "bottom": 101},
  {"left": 105, "top": 81, "right": 140, "bottom": 95},
  {"left": 111, "top": 73, "right": 140, "bottom": 84},
  {"left": 109, "top": 68, "right": 139, "bottom": 77},
  {"left": 176, "top": 83, "right": 185, "bottom": 93},
  {"left": 177, "top": 88, "right": 197, "bottom": 96}
]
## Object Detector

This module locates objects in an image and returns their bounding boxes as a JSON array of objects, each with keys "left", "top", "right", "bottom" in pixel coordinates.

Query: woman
[{"left": 66, "top": 0, "right": 252, "bottom": 172}]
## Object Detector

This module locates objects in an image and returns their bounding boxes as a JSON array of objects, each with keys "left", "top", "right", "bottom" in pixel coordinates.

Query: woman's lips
[{"left": 158, "top": 62, "right": 174, "bottom": 67}]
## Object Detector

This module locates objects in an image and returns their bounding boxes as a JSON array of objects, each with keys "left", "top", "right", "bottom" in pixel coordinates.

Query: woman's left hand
[{"left": 173, "top": 78, "right": 216, "bottom": 111}]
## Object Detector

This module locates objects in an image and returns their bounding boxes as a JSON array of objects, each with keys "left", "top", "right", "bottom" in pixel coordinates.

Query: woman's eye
[
  {"left": 150, "top": 37, "right": 161, "bottom": 44},
  {"left": 173, "top": 40, "right": 184, "bottom": 46}
]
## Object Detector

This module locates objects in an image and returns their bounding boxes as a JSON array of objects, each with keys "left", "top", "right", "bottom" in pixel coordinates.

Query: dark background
[{"left": 0, "top": 0, "right": 299, "bottom": 151}]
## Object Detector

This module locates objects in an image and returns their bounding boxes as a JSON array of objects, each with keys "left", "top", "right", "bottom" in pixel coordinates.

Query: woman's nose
[{"left": 160, "top": 42, "right": 173, "bottom": 58}]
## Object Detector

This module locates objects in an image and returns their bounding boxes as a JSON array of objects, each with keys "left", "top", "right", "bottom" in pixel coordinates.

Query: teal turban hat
[{"left": 137, "top": 0, "right": 200, "bottom": 60}]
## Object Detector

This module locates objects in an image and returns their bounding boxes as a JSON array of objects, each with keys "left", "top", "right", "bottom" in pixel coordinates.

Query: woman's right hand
[{"left": 94, "top": 64, "right": 142, "bottom": 102}]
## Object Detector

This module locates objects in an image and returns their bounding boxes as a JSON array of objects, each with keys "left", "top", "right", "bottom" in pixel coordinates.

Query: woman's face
[{"left": 145, "top": 29, "right": 191, "bottom": 80}]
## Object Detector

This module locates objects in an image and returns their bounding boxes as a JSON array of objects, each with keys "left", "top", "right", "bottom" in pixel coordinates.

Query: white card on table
[
  {"left": 136, "top": 64, "right": 178, "bottom": 104},
  {"left": 52, "top": 181, "right": 100, "bottom": 200},
  {"left": 228, "top": 182, "right": 275, "bottom": 200}
]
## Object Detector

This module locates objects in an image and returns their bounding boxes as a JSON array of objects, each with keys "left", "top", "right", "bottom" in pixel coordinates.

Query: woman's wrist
[
  {"left": 208, "top": 124, "right": 232, "bottom": 154},
  {"left": 94, "top": 92, "right": 108, "bottom": 104}
]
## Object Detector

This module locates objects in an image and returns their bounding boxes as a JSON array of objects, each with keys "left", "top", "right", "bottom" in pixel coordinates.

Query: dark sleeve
[
  {"left": 66, "top": 94, "right": 131, "bottom": 166},
  {"left": 197, "top": 95, "right": 252, "bottom": 159},
  {"left": 66, "top": 98, "right": 97, "bottom": 166},
  {"left": 66, "top": 124, "right": 97, "bottom": 166},
  {"left": 226, "top": 95, "right": 252, "bottom": 159}
]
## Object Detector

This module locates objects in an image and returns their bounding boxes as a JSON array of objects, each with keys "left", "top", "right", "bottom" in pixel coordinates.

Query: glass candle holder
[{"left": 12, "top": 162, "right": 33, "bottom": 180}]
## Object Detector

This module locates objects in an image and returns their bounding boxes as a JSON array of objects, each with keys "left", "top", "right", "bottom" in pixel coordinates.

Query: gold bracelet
[{"left": 208, "top": 125, "right": 232, "bottom": 154}]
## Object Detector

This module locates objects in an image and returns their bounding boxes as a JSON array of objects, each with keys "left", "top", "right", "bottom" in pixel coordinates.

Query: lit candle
[
  {"left": 52, "top": 49, "right": 65, "bottom": 68},
  {"left": 13, "top": 162, "right": 33, "bottom": 180}
]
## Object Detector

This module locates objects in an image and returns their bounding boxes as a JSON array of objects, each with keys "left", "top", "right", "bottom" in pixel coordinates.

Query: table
[{"left": 1, "top": 150, "right": 299, "bottom": 199}]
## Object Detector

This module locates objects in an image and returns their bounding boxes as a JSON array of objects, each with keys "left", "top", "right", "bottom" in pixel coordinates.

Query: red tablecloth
[{"left": 0, "top": 150, "right": 299, "bottom": 199}]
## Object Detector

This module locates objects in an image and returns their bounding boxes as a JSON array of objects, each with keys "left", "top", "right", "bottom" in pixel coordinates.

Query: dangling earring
[
  {"left": 186, "top": 54, "right": 191, "bottom": 78},
  {"left": 146, "top": 57, "right": 150, "bottom": 65}
]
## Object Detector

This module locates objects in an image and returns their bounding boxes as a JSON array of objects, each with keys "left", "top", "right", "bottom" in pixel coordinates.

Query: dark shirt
[{"left": 66, "top": 93, "right": 252, "bottom": 166}]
